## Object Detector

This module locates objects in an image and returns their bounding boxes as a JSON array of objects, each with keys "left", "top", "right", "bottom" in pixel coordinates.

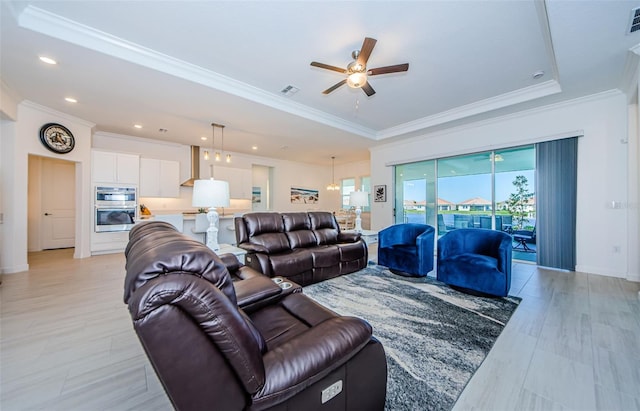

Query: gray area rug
[{"left": 303, "top": 265, "right": 521, "bottom": 411}]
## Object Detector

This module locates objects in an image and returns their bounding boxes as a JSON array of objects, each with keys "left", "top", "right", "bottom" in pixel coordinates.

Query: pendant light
[
  {"left": 327, "top": 156, "right": 339, "bottom": 191},
  {"left": 214, "top": 123, "right": 221, "bottom": 162},
  {"left": 211, "top": 123, "right": 230, "bottom": 163},
  {"left": 222, "top": 125, "right": 231, "bottom": 163}
]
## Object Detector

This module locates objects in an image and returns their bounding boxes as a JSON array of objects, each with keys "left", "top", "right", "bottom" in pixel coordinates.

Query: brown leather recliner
[
  {"left": 235, "top": 211, "right": 368, "bottom": 286},
  {"left": 124, "top": 221, "right": 387, "bottom": 411}
]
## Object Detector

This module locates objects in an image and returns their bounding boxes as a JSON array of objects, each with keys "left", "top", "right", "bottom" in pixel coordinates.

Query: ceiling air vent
[
  {"left": 628, "top": 7, "right": 640, "bottom": 34},
  {"left": 280, "top": 85, "right": 299, "bottom": 96}
]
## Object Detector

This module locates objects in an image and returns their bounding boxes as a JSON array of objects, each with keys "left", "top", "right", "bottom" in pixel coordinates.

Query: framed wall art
[
  {"left": 374, "top": 185, "right": 387, "bottom": 202},
  {"left": 252, "top": 187, "right": 261, "bottom": 203},
  {"left": 291, "top": 187, "right": 319, "bottom": 204}
]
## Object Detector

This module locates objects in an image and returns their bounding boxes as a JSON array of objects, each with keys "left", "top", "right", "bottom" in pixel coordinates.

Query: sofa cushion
[
  {"left": 286, "top": 230, "right": 317, "bottom": 249},
  {"left": 269, "top": 249, "right": 313, "bottom": 277},
  {"left": 244, "top": 212, "right": 285, "bottom": 236},
  {"left": 309, "top": 211, "right": 340, "bottom": 245},
  {"left": 282, "top": 213, "right": 316, "bottom": 249},
  {"left": 338, "top": 241, "right": 367, "bottom": 262},
  {"left": 282, "top": 212, "right": 311, "bottom": 231},
  {"left": 250, "top": 233, "right": 291, "bottom": 254},
  {"left": 310, "top": 245, "right": 340, "bottom": 268}
]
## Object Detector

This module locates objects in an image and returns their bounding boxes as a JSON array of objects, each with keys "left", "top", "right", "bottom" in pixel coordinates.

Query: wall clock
[{"left": 39, "top": 123, "right": 75, "bottom": 154}]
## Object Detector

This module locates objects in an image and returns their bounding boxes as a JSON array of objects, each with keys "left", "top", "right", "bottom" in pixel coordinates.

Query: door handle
[{"left": 44, "top": 213, "right": 53, "bottom": 216}]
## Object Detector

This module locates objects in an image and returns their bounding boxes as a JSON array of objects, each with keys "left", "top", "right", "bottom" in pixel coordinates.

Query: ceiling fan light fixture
[{"left": 347, "top": 71, "right": 367, "bottom": 88}]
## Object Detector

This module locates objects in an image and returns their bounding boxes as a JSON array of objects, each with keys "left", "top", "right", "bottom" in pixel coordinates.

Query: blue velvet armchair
[
  {"left": 377, "top": 223, "right": 435, "bottom": 277},
  {"left": 437, "top": 228, "right": 512, "bottom": 297}
]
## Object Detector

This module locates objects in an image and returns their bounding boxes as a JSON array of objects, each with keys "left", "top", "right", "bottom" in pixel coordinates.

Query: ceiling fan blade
[
  {"left": 323, "top": 79, "right": 347, "bottom": 94},
  {"left": 311, "top": 61, "right": 348, "bottom": 74},
  {"left": 361, "top": 82, "right": 375, "bottom": 97},
  {"left": 356, "top": 37, "right": 377, "bottom": 66},
  {"left": 368, "top": 63, "right": 409, "bottom": 76}
]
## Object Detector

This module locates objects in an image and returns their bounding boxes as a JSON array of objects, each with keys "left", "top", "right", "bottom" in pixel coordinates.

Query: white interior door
[{"left": 41, "top": 158, "right": 76, "bottom": 249}]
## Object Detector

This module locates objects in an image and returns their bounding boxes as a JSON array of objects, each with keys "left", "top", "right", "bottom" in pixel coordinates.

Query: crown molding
[
  {"left": 376, "top": 80, "right": 562, "bottom": 140},
  {"left": 373, "top": 89, "right": 621, "bottom": 161},
  {"left": 18, "top": 5, "right": 377, "bottom": 139},
  {"left": 17, "top": 4, "right": 567, "bottom": 142}
]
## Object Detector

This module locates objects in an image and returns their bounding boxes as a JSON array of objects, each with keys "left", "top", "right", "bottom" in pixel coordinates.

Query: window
[
  {"left": 340, "top": 176, "right": 371, "bottom": 211},
  {"left": 341, "top": 178, "right": 355, "bottom": 209},
  {"left": 394, "top": 161, "right": 436, "bottom": 225},
  {"left": 361, "top": 176, "right": 371, "bottom": 212}
]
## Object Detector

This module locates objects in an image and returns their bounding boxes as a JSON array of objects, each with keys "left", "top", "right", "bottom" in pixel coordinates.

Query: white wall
[
  {"left": 1, "top": 101, "right": 94, "bottom": 274},
  {"left": 371, "top": 90, "right": 637, "bottom": 280},
  {"left": 630, "top": 90, "right": 640, "bottom": 282}
]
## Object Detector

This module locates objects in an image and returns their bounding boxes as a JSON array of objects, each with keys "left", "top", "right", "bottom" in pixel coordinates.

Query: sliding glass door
[
  {"left": 437, "top": 152, "right": 493, "bottom": 234},
  {"left": 394, "top": 160, "right": 436, "bottom": 226},
  {"left": 393, "top": 145, "right": 536, "bottom": 261}
]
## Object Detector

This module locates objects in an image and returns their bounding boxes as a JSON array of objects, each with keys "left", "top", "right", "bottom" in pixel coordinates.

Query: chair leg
[{"left": 513, "top": 238, "right": 531, "bottom": 251}]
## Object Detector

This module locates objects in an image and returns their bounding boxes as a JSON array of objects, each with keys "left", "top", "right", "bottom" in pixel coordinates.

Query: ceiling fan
[{"left": 310, "top": 37, "right": 409, "bottom": 97}]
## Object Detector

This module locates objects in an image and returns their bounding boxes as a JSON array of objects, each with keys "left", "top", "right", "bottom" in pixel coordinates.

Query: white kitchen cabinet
[
  {"left": 90, "top": 230, "right": 130, "bottom": 255},
  {"left": 214, "top": 166, "right": 252, "bottom": 199},
  {"left": 92, "top": 150, "right": 139, "bottom": 184},
  {"left": 139, "top": 158, "right": 180, "bottom": 197}
]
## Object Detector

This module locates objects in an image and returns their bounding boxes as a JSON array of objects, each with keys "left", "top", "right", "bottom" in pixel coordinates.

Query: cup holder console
[
  {"left": 279, "top": 282, "right": 292, "bottom": 290},
  {"left": 272, "top": 276, "right": 300, "bottom": 294}
]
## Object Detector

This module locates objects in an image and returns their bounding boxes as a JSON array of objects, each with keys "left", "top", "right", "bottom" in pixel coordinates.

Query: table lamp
[
  {"left": 192, "top": 179, "right": 230, "bottom": 251},
  {"left": 349, "top": 190, "right": 369, "bottom": 233}
]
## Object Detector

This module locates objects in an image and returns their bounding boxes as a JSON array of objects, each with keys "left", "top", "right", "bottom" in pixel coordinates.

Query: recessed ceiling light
[
  {"left": 39, "top": 56, "right": 57, "bottom": 65},
  {"left": 65, "top": 97, "right": 77, "bottom": 103},
  {"left": 201, "top": 136, "right": 207, "bottom": 141},
  {"left": 252, "top": 146, "right": 258, "bottom": 150},
  {"left": 134, "top": 124, "right": 143, "bottom": 129},
  {"left": 532, "top": 71, "right": 545, "bottom": 80}
]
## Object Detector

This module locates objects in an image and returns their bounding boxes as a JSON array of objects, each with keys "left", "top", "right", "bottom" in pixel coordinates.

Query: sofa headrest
[
  {"left": 123, "top": 221, "right": 236, "bottom": 305},
  {"left": 243, "top": 213, "right": 285, "bottom": 236},
  {"left": 282, "top": 213, "right": 311, "bottom": 231},
  {"left": 282, "top": 213, "right": 316, "bottom": 248},
  {"left": 309, "top": 212, "right": 339, "bottom": 245},
  {"left": 308, "top": 212, "right": 338, "bottom": 230}
]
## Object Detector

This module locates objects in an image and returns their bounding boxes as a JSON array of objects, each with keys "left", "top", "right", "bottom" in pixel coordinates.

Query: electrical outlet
[{"left": 321, "top": 380, "right": 343, "bottom": 404}]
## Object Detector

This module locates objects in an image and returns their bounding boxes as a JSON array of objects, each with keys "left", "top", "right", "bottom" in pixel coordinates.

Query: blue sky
[{"left": 404, "top": 170, "right": 535, "bottom": 203}]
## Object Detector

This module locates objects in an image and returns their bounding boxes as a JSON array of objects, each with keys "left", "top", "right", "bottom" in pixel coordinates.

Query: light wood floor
[{"left": 1, "top": 249, "right": 639, "bottom": 410}]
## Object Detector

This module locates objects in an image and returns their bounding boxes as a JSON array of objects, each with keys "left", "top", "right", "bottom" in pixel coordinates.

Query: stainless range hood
[{"left": 181, "top": 145, "right": 201, "bottom": 187}]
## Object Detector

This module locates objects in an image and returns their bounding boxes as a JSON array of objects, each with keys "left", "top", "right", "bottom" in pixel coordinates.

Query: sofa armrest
[
  {"left": 237, "top": 243, "right": 271, "bottom": 253},
  {"left": 338, "top": 232, "right": 361, "bottom": 243},
  {"left": 254, "top": 316, "right": 373, "bottom": 407},
  {"left": 234, "top": 275, "right": 283, "bottom": 312},
  {"left": 218, "top": 253, "right": 242, "bottom": 272}
]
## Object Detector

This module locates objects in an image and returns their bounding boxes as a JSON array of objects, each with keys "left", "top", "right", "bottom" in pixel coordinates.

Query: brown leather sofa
[
  {"left": 124, "top": 221, "right": 387, "bottom": 411},
  {"left": 235, "top": 211, "right": 368, "bottom": 286}
]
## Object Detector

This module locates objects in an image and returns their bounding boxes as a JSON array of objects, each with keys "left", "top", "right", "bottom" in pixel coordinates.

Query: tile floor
[{"left": 1, "top": 249, "right": 639, "bottom": 410}]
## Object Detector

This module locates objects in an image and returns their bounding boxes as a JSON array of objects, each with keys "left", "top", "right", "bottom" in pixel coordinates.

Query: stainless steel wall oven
[{"left": 94, "top": 186, "right": 137, "bottom": 232}]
